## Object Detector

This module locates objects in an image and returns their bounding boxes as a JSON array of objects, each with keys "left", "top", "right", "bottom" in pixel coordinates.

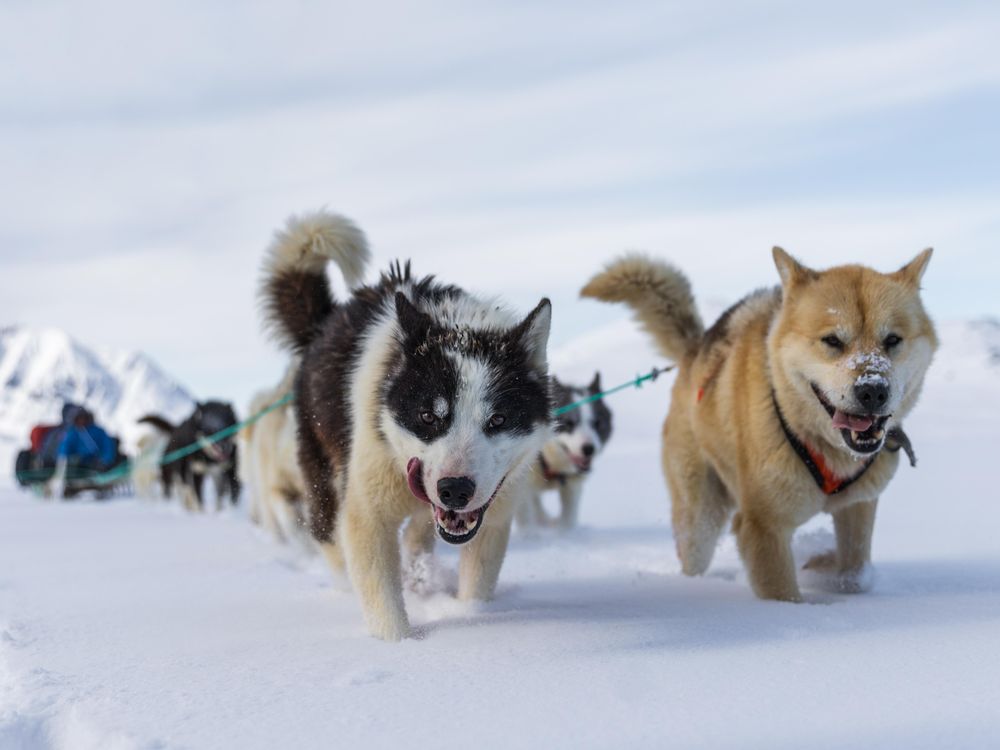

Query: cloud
[{"left": 2, "top": 0, "right": 998, "bottom": 405}]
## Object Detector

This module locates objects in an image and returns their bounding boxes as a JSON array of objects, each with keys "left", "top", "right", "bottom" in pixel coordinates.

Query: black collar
[{"left": 772, "top": 392, "right": 877, "bottom": 496}]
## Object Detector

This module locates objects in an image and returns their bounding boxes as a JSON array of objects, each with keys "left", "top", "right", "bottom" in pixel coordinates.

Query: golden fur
[{"left": 582, "top": 248, "right": 937, "bottom": 600}]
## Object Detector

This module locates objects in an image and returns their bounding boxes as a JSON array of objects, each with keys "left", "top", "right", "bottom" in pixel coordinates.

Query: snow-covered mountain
[{"left": 0, "top": 326, "right": 195, "bottom": 474}]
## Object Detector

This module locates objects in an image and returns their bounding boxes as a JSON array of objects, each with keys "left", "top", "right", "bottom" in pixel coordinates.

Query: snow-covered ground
[{"left": 2, "top": 320, "right": 999, "bottom": 749}]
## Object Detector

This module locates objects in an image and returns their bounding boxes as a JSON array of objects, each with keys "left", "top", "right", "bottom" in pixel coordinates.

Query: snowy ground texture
[{"left": 2, "top": 321, "right": 999, "bottom": 750}]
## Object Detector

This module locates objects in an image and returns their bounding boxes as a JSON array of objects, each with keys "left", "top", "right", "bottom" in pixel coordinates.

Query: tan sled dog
[
  {"left": 242, "top": 360, "right": 307, "bottom": 544},
  {"left": 582, "top": 248, "right": 936, "bottom": 600}
]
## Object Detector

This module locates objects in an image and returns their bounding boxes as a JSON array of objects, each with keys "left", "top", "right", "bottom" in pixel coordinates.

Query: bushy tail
[
  {"left": 138, "top": 414, "right": 175, "bottom": 434},
  {"left": 581, "top": 253, "right": 703, "bottom": 364},
  {"left": 259, "top": 209, "right": 371, "bottom": 353}
]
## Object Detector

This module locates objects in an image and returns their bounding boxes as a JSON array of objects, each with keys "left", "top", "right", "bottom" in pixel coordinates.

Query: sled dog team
[{"left": 245, "top": 208, "right": 936, "bottom": 640}]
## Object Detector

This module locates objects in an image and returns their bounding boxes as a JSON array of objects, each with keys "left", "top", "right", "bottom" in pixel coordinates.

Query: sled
[{"left": 14, "top": 436, "right": 131, "bottom": 499}]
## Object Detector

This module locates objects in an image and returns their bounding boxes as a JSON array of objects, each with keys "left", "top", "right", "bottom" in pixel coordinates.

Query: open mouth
[
  {"left": 405, "top": 458, "right": 505, "bottom": 545},
  {"left": 559, "top": 444, "right": 592, "bottom": 473},
  {"left": 197, "top": 437, "right": 227, "bottom": 462},
  {"left": 811, "top": 384, "right": 890, "bottom": 454}
]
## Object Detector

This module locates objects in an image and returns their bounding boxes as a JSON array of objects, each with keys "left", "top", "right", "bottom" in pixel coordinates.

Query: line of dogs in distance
[
  {"left": 132, "top": 358, "right": 609, "bottom": 528},
  {"left": 134, "top": 208, "right": 937, "bottom": 641}
]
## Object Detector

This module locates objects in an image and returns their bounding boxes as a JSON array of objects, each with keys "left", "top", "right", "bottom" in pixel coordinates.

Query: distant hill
[{"left": 0, "top": 326, "right": 195, "bottom": 475}]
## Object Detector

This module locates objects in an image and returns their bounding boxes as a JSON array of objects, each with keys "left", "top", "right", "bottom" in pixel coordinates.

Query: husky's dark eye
[
  {"left": 884, "top": 333, "right": 902, "bottom": 349},
  {"left": 419, "top": 410, "right": 436, "bottom": 425},
  {"left": 488, "top": 413, "right": 506, "bottom": 428},
  {"left": 821, "top": 335, "right": 845, "bottom": 350}
]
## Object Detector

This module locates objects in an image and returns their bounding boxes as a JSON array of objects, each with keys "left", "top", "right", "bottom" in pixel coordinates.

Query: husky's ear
[
  {"left": 513, "top": 298, "right": 552, "bottom": 371},
  {"left": 772, "top": 247, "right": 816, "bottom": 288},
  {"left": 394, "top": 292, "right": 431, "bottom": 339},
  {"left": 589, "top": 371, "right": 602, "bottom": 394},
  {"left": 894, "top": 248, "right": 933, "bottom": 287}
]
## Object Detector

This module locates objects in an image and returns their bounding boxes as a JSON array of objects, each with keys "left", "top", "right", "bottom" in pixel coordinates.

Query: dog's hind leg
[
  {"left": 401, "top": 508, "right": 438, "bottom": 595},
  {"left": 513, "top": 491, "right": 535, "bottom": 528},
  {"left": 458, "top": 488, "right": 516, "bottom": 601},
  {"left": 402, "top": 509, "right": 435, "bottom": 559},
  {"left": 260, "top": 487, "right": 288, "bottom": 543},
  {"left": 665, "top": 418, "right": 732, "bottom": 576},
  {"left": 160, "top": 465, "right": 173, "bottom": 500},
  {"left": 191, "top": 472, "right": 205, "bottom": 512},
  {"left": 679, "top": 468, "right": 732, "bottom": 576},
  {"left": 227, "top": 462, "right": 240, "bottom": 506}
]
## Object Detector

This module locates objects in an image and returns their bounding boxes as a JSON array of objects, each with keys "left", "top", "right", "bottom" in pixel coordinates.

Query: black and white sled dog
[
  {"left": 517, "top": 373, "right": 613, "bottom": 529},
  {"left": 138, "top": 401, "right": 240, "bottom": 511},
  {"left": 260, "top": 209, "right": 553, "bottom": 641}
]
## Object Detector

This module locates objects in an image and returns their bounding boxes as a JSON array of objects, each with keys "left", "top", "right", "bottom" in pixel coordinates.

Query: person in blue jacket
[{"left": 57, "top": 406, "right": 116, "bottom": 471}]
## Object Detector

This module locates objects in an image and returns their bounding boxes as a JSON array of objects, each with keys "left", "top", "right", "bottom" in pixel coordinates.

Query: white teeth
[
  {"left": 435, "top": 509, "right": 480, "bottom": 535},
  {"left": 850, "top": 429, "right": 886, "bottom": 445}
]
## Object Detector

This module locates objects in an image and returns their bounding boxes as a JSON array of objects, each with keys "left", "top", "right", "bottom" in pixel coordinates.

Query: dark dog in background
[{"left": 139, "top": 401, "right": 240, "bottom": 511}]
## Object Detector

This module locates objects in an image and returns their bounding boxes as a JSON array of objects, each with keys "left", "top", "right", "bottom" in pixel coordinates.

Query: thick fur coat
[
  {"left": 138, "top": 401, "right": 240, "bottom": 512},
  {"left": 583, "top": 248, "right": 936, "bottom": 600},
  {"left": 518, "top": 373, "right": 613, "bottom": 529},
  {"left": 241, "top": 360, "right": 307, "bottom": 544},
  {"left": 260, "top": 209, "right": 553, "bottom": 640}
]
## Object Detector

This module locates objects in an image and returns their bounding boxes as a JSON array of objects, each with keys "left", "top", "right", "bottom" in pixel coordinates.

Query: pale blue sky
[{"left": 2, "top": 0, "right": 998, "bottom": 405}]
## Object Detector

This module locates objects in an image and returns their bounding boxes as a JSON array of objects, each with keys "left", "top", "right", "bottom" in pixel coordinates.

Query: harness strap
[
  {"left": 696, "top": 360, "right": 726, "bottom": 403},
  {"left": 772, "top": 393, "right": 876, "bottom": 495}
]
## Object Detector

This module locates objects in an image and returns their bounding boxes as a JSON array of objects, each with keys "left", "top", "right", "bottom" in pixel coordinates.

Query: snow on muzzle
[
  {"left": 406, "top": 457, "right": 504, "bottom": 545},
  {"left": 811, "top": 384, "right": 890, "bottom": 454}
]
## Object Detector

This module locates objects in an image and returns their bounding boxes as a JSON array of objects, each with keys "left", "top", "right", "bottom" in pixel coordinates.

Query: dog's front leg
[
  {"left": 556, "top": 478, "right": 584, "bottom": 529},
  {"left": 458, "top": 495, "right": 514, "bottom": 601},
  {"left": 832, "top": 499, "right": 877, "bottom": 593},
  {"left": 734, "top": 511, "right": 801, "bottom": 602},
  {"left": 191, "top": 471, "right": 205, "bottom": 512},
  {"left": 341, "top": 485, "right": 409, "bottom": 641}
]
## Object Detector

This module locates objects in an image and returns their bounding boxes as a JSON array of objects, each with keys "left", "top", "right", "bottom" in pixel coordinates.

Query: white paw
[
  {"left": 835, "top": 564, "right": 875, "bottom": 594},
  {"left": 803, "top": 560, "right": 875, "bottom": 594},
  {"left": 368, "top": 615, "right": 411, "bottom": 642}
]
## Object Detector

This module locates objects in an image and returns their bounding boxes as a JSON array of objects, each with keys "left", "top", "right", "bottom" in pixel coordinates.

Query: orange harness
[
  {"left": 695, "top": 361, "right": 725, "bottom": 404},
  {"left": 771, "top": 392, "right": 876, "bottom": 495}
]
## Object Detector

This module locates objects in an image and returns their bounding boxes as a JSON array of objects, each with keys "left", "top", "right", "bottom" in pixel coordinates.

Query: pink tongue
[
  {"left": 406, "top": 458, "right": 430, "bottom": 503},
  {"left": 832, "top": 410, "right": 874, "bottom": 432}
]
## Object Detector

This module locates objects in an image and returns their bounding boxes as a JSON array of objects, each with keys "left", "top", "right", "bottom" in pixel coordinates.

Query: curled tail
[
  {"left": 259, "top": 209, "right": 371, "bottom": 353},
  {"left": 581, "top": 252, "right": 703, "bottom": 364},
  {"left": 138, "top": 414, "right": 175, "bottom": 434}
]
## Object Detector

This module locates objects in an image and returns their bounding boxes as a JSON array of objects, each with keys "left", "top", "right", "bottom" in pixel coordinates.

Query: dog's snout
[
  {"left": 437, "top": 476, "right": 476, "bottom": 508},
  {"left": 581, "top": 443, "right": 595, "bottom": 457},
  {"left": 854, "top": 380, "right": 889, "bottom": 411}
]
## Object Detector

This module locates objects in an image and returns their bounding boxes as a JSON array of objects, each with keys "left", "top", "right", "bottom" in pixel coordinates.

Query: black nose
[
  {"left": 437, "top": 476, "right": 476, "bottom": 509},
  {"left": 581, "top": 443, "right": 595, "bottom": 457},
  {"left": 854, "top": 380, "right": 889, "bottom": 411}
]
